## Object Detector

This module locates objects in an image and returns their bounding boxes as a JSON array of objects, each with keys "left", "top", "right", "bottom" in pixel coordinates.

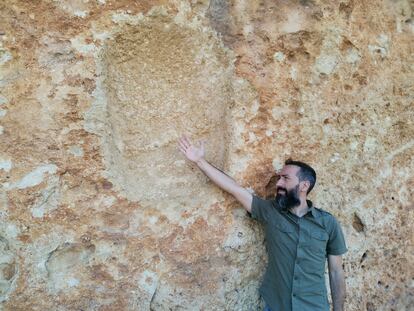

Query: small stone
[
  {"left": 0, "top": 49, "right": 12, "bottom": 65},
  {"left": 273, "top": 51, "right": 286, "bottom": 62},
  {"left": 0, "top": 158, "right": 12, "bottom": 172},
  {"left": 68, "top": 145, "right": 84, "bottom": 157},
  {"left": 315, "top": 54, "right": 338, "bottom": 75}
]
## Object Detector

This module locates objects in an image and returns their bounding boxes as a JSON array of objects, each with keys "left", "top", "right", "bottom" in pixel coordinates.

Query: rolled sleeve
[
  {"left": 251, "top": 195, "right": 274, "bottom": 223},
  {"left": 327, "top": 217, "right": 348, "bottom": 255}
]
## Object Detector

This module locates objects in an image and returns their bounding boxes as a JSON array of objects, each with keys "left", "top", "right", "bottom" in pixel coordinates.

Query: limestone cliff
[{"left": 0, "top": 1, "right": 412, "bottom": 310}]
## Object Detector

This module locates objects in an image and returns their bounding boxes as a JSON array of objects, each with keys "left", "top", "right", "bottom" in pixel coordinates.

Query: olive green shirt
[{"left": 251, "top": 195, "right": 347, "bottom": 311}]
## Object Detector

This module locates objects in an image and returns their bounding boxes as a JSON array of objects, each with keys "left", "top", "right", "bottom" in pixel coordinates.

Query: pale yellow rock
[{"left": 0, "top": 0, "right": 412, "bottom": 310}]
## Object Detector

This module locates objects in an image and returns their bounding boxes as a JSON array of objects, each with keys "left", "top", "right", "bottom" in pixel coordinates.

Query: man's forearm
[
  {"left": 194, "top": 158, "right": 253, "bottom": 212},
  {"left": 329, "top": 270, "right": 346, "bottom": 311},
  {"left": 196, "top": 158, "right": 239, "bottom": 195}
]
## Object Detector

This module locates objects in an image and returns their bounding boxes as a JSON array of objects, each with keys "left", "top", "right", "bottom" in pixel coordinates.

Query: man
[{"left": 178, "top": 135, "right": 347, "bottom": 311}]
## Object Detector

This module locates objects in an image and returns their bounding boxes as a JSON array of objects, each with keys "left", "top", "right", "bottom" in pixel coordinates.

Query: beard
[{"left": 275, "top": 184, "right": 301, "bottom": 210}]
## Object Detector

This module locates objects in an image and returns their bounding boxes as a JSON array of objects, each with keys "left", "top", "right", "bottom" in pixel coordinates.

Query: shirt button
[
  {"left": 294, "top": 276, "right": 298, "bottom": 280},
  {"left": 293, "top": 293, "right": 297, "bottom": 297}
]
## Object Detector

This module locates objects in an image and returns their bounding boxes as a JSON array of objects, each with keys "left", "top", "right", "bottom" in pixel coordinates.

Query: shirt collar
[
  {"left": 307, "top": 199, "right": 319, "bottom": 218},
  {"left": 279, "top": 199, "right": 320, "bottom": 218}
]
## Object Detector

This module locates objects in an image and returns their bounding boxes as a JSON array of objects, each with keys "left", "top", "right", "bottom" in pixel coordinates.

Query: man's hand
[
  {"left": 178, "top": 135, "right": 205, "bottom": 163},
  {"left": 177, "top": 134, "right": 253, "bottom": 212}
]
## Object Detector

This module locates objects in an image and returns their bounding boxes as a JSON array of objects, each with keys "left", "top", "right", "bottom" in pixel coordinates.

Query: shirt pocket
[
  {"left": 267, "top": 215, "right": 294, "bottom": 233},
  {"left": 266, "top": 221, "right": 295, "bottom": 251},
  {"left": 266, "top": 221, "right": 293, "bottom": 240},
  {"left": 308, "top": 230, "right": 329, "bottom": 255},
  {"left": 275, "top": 222, "right": 294, "bottom": 233}
]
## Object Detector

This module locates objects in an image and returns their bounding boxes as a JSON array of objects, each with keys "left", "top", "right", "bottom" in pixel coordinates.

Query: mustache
[{"left": 275, "top": 185, "right": 301, "bottom": 209}]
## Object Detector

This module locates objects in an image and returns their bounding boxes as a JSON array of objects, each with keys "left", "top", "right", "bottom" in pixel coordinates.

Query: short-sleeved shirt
[{"left": 251, "top": 195, "right": 347, "bottom": 311}]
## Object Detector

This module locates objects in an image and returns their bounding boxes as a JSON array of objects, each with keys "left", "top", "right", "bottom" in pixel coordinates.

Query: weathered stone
[
  {"left": 88, "top": 14, "right": 235, "bottom": 204},
  {"left": 0, "top": 236, "right": 17, "bottom": 303},
  {"left": 0, "top": 0, "right": 412, "bottom": 310}
]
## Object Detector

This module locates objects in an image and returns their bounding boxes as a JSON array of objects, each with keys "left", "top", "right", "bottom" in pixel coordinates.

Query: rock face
[
  {"left": 93, "top": 14, "right": 234, "bottom": 204},
  {"left": 0, "top": 0, "right": 412, "bottom": 310}
]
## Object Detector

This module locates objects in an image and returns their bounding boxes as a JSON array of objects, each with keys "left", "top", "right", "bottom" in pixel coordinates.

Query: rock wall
[{"left": 0, "top": 0, "right": 413, "bottom": 310}]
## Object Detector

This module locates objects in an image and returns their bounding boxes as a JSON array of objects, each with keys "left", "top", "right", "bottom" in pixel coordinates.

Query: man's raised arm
[{"left": 178, "top": 135, "right": 253, "bottom": 212}]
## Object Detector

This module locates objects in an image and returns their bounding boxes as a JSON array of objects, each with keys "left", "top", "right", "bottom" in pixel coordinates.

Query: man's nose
[{"left": 276, "top": 178, "right": 284, "bottom": 187}]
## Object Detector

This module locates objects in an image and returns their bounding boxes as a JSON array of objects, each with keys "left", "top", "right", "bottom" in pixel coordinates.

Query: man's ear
[{"left": 300, "top": 180, "right": 310, "bottom": 193}]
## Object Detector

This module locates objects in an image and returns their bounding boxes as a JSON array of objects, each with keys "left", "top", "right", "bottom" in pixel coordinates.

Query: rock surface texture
[{"left": 0, "top": 0, "right": 413, "bottom": 310}]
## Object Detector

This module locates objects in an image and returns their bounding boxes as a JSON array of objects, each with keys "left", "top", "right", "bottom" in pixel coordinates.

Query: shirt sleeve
[
  {"left": 327, "top": 216, "right": 348, "bottom": 255},
  {"left": 250, "top": 195, "right": 274, "bottom": 224}
]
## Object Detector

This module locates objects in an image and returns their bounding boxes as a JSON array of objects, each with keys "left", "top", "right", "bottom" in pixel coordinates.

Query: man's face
[{"left": 275, "top": 165, "right": 301, "bottom": 209}]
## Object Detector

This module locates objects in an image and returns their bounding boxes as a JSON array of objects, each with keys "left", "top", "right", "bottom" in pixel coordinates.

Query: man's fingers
[
  {"left": 178, "top": 137, "right": 188, "bottom": 149},
  {"left": 178, "top": 136, "right": 188, "bottom": 147},
  {"left": 178, "top": 145, "right": 187, "bottom": 154},
  {"left": 182, "top": 135, "right": 192, "bottom": 148},
  {"left": 178, "top": 140, "right": 188, "bottom": 151}
]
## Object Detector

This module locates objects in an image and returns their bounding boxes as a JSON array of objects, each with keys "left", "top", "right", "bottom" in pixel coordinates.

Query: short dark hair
[{"left": 284, "top": 159, "right": 316, "bottom": 194}]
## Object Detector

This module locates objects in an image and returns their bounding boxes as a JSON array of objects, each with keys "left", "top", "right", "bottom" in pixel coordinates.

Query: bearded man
[{"left": 178, "top": 135, "right": 347, "bottom": 311}]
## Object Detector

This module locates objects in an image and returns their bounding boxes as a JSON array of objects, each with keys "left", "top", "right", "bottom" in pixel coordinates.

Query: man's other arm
[
  {"left": 328, "top": 254, "right": 346, "bottom": 311},
  {"left": 178, "top": 136, "right": 253, "bottom": 212}
]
